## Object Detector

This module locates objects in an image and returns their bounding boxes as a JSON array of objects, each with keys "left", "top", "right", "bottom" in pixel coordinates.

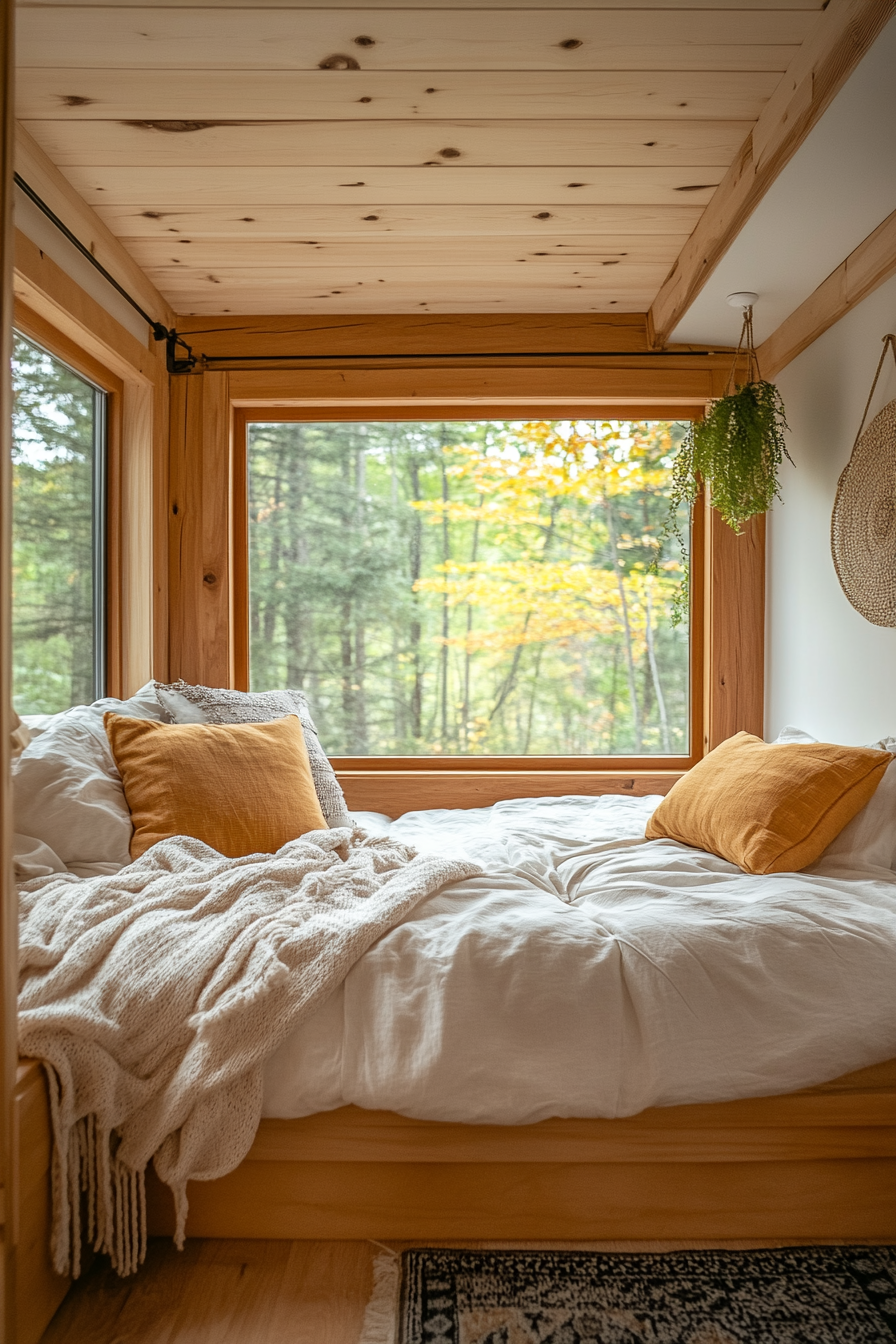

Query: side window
[{"left": 11, "top": 333, "right": 107, "bottom": 713}]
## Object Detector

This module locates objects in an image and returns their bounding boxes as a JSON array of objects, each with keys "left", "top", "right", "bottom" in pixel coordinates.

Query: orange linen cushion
[
  {"left": 104, "top": 712, "right": 327, "bottom": 860},
  {"left": 645, "top": 730, "right": 893, "bottom": 875}
]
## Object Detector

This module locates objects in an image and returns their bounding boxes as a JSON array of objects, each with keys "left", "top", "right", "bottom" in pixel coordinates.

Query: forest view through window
[
  {"left": 11, "top": 334, "right": 106, "bottom": 714},
  {"left": 248, "top": 419, "right": 690, "bottom": 757}
]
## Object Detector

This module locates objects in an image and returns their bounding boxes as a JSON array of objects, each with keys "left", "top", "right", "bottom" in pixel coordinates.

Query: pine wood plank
[
  {"left": 703, "top": 503, "right": 765, "bottom": 749},
  {"left": 40, "top": 1239, "right": 377, "bottom": 1344},
  {"left": 174, "top": 311, "right": 656, "bottom": 356},
  {"left": 22, "top": 117, "right": 756, "bottom": 171},
  {"left": 96, "top": 203, "right": 707, "bottom": 239},
  {"left": 63, "top": 164, "right": 728, "bottom": 207},
  {"left": 17, "top": 9, "right": 813, "bottom": 72},
  {"left": 174, "top": 294, "right": 660, "bottom": 316},
  {"left": 758, "top": 205, "right": 896, "bottom": 377},
  {"left": 223, "top": 366, "right": 720, "bottom": 402},
  {"left": 13, "top": 1063, "right": 70, "bottom": 1344},
  {"left": 16, "top": 68, "right": 784, "bottom": 121},
  {"left": 146, "top": 1157, "right": 896, "bottom": 1241},
  {"left": 336, "top": 770, "right": 684, "bottom": 814},
  {"left": 126, "top": 236, "right": 685, "bottom": 269},
  {"left": 649, "top": 0, "right": 896, "bottom": 343},
  {"left": 19, "top": 0, "right": 829, "bottom": 9}
]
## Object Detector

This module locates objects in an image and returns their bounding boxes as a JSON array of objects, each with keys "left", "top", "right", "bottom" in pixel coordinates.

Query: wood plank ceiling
[{"left": 15, "top": 1, "right": 826, "bottom": 316}]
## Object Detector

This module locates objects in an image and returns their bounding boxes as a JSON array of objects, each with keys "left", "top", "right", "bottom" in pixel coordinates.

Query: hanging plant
[{"left": 662, "top": 304, "right": 792, "bottom": 624}]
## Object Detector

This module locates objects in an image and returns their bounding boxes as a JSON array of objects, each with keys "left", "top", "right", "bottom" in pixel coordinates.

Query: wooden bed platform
[
  {"left": 142, "top": 1058, "right": 896, "bottom": 1245},
  {"left": 15, "top": 1056, "right": 896, "bottom": 1344}
]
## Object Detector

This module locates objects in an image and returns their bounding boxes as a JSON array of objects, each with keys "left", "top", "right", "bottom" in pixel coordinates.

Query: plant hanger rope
[
  {"left": 831, "top": 332, "right": 896, "bottom": 628},
  {"left": 850, "top": 332, "right": 896, "bottom": 450},
  {"left": 725, "top": 305, "right": 761, "bottom": 394}
]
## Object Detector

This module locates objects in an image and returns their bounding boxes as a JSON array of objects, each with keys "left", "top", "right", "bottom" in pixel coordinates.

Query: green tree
[
  {"left": 247, "top": 419, "right": 689, "bottom": 758},
  {"left": 11, "top": 334, "right": 101, "bottom": 714}
]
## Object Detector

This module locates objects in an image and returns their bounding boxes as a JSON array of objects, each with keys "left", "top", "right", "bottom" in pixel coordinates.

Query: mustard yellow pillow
[
  {"left": 645, "top": 731, "right": 893, "bottom": 875},
  {"left": 104, "top": 713, "right": 327, "bottom": 859}
]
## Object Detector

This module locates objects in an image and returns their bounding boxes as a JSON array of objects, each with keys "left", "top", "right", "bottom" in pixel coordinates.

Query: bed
[
  {"left": 141, "top": 793, "right": 896, "bottom": 1243},
  {"left": 13, "top": 698, "right": 896, "bottom": 1344}
]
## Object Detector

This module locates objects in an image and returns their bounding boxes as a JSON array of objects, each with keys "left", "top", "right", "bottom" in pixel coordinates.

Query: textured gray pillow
[{"left": 154, "top": 680, "right": 351, "bottom": 828}]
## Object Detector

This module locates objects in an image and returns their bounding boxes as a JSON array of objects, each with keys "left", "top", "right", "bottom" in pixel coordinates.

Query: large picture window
[
  {"left": 11, "top": 333, "right": 107, "bottom": 713},
  {"left": 247, "top": 418, "right": 691, "bottom": 759}
]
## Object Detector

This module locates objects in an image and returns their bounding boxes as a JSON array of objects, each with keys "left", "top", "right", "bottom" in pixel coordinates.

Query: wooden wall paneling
[
  {"left": 168, "top": 371, "right": 234, "bottom": 687},
  {"left": 15, "top": 70, "right": 785, "bottom": 124},
  {"left": 16, "top": 9, "right": 814, "bottom": 71},
  {"left": 704, "top": 500, "right": 765, "bottom": 749},
  {"left": 648, "top": 0, "right": 896, "bottom": 344},
  {"left": 1, "top": 0, "right": 15, "bottom": 1331},
  {"left": 758, "top": 206, "right": 896, "bottom": 378}
]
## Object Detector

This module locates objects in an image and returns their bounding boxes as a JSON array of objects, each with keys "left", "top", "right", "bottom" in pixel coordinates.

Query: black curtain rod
[
  {"left": 200, "top": 349, "right": 719, "bottom": 363},
  {"left": 14, "top": 172, "right": 198, "bottom": 371},
  {"left": 16, "top": 172, "right": 727, "bottom": 374}
]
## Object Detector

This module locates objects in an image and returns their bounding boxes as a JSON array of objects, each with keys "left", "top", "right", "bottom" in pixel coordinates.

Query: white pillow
[
  {"left": 13, "top": 683, "right": 163, "bottom": 872},
  {"left": 772, "top": 726, "right": 896, "bottom": 870}
]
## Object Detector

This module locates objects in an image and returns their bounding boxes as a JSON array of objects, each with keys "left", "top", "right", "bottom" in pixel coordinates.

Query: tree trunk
[
  {"left": 645, "top": 578, "right": 671, "bottom": 751},
  {"left": 605, "top": 498, "right": 642, "bottom": 751}
]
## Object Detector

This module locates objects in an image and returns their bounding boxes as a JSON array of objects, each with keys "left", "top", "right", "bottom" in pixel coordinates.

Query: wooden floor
[{"left": 38, "top": 1236, "right": 875, "bottom": 1344}]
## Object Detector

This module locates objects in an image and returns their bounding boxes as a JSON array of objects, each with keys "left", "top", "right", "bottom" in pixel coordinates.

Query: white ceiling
[{"left": 671, "top": 14, "right": 896, "bottom": 348}]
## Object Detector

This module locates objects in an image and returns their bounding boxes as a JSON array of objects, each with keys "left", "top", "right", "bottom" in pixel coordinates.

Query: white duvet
[{"left": 262, "top": 795, "right": 896, "bottom": 1123}]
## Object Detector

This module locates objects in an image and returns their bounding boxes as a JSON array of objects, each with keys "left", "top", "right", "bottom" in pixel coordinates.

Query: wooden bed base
[{"left": 144, "top": 1058, "right": 896, "bottom": 1244}]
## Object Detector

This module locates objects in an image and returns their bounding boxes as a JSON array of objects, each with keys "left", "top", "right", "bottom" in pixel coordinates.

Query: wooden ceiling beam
[
  {"left": 758, "top": 207, "right": 896, "bottom": 378},
  {"left": 648, "top": 0, "right": 896, "bottom": 346}
]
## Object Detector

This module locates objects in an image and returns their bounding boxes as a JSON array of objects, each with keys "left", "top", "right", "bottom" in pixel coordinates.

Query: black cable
[{"left": 16, "top": 172, "right": 729, "bottom": 374}]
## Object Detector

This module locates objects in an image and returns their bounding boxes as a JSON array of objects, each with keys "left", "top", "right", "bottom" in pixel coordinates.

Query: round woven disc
[{"left": 831, "top": 397, "right": 896, "bottom": 627}]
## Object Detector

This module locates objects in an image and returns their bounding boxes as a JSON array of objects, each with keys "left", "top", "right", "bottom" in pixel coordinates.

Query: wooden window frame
[
  {"left": 230, "top": 403, "right": 763, "bottom": 789},
  {"left": 12, "top": 300, "right": 124, "bottom": 699},
  {"left": 169, "top": 370, "right": 763, "bottom": 815}
]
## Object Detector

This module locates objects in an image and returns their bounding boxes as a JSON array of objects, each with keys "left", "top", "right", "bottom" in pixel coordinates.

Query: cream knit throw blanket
[{"left": 18, "top": 826, "right": 479, "bottom": 1278}]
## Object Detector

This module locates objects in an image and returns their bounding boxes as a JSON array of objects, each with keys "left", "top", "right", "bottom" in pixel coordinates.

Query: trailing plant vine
[{"left": 661, "top": 306, "right": 792, "bottom": 624}]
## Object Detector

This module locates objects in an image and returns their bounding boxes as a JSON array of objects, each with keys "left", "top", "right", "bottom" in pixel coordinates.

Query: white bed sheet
[{"left": 261, "top": 795, "right": 896, "bottom": 1123}]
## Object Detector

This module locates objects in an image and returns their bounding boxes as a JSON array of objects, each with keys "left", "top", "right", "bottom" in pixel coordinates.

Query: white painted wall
[{"left": 765, "top": 274, "right": 896, "bottom": 744}]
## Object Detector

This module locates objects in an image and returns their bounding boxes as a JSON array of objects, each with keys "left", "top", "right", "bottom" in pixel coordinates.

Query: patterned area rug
[{"left": 399, "top": 1247, "right": 896, "bottom": 1344}]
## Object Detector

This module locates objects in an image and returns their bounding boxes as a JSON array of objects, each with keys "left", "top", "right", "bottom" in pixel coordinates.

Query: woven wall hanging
[{"left": 831, "top": 333, "right": 896, "bottom": 627}]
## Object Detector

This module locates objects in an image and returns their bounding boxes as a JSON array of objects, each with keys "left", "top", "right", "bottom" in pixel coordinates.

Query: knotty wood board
[
  {"left": 16, "top": 69, "right": 784, "bottom": 121},
  {"left": 17, "top": 9, "right": 812, "bottom": 71},
  {"left": 26, "top": 118, "right": 756, "bottom": 170},
  {"left": 63, "top": 165, "right": 729, "bottom": 207},
  {"left": 94, "top": 205, "right": 708, "bottom": 238},
  {"left": 127, "top": 236, "right": 686, "bottom": 268}
]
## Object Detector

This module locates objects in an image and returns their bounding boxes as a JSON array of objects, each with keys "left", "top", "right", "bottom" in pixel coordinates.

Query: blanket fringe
[
  {"left": 358, "top": 1249, "right": 400, "bottom": 1344},
  {"left": 47, "top": 1070, "right": 148, "bottom": 1279}
]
